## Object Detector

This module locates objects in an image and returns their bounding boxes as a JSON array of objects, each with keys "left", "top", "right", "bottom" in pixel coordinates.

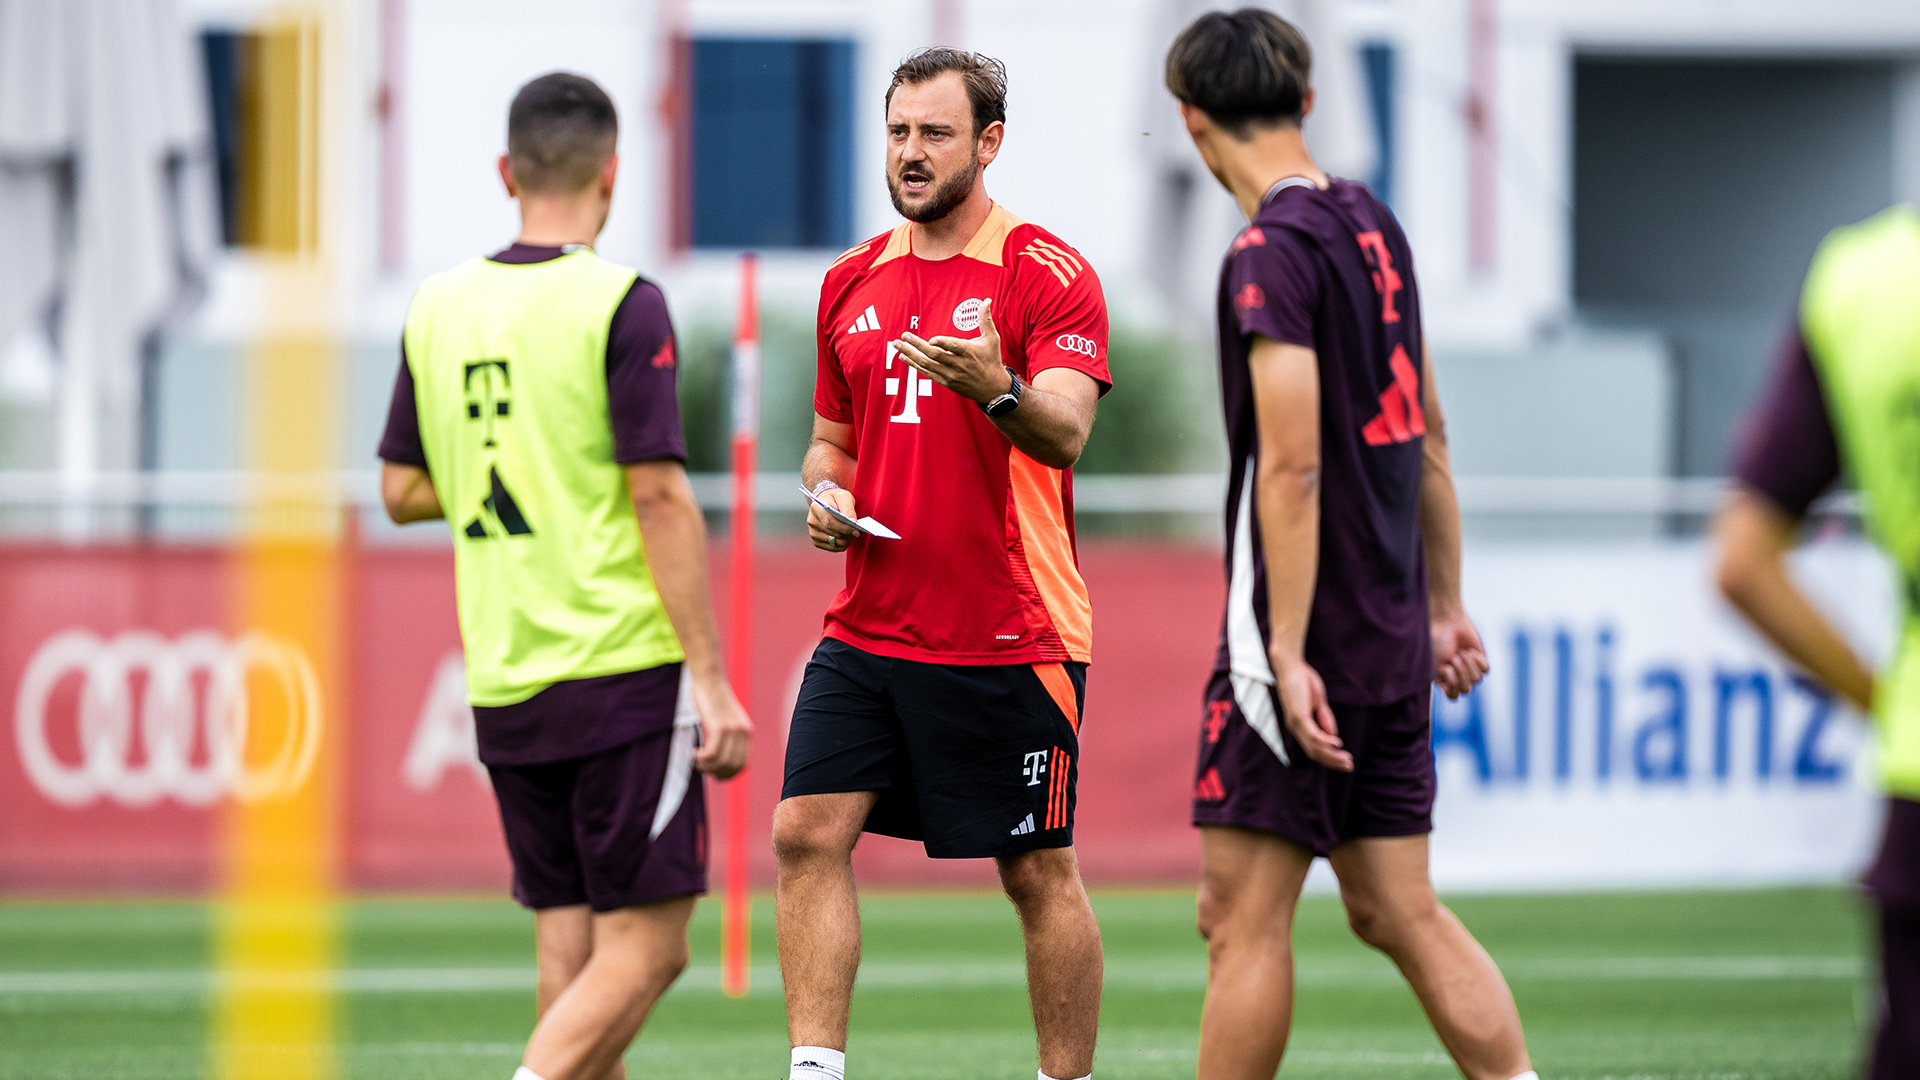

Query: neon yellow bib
[
  {"left": 1801, "top": 205, "right": 1920, "bottom": 797},
  {"left": 402, "top": 250, "right": 684, "bottom": 706}
]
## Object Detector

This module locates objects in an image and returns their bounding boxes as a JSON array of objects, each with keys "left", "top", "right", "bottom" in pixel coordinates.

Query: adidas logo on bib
[
  {"left": 1010, "top": 813, "right": 1036, "bottom": 836},
  {"left": 845, "top": 305, "right": 880, "bottom": 335}
]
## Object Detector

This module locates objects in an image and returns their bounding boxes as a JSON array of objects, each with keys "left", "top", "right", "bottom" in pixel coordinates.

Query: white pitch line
[
  {"left": 350, "top": 1042, "right": 524, "bottom": 1056},
  {"left": 1118, "top": 1048, "right": 1453, "bottom": 1066},
  {"left": 0, "top": 967, "right": 534, "bottom": 995},
  {"left": 0, "top": 954, "right": 1863, "bottom": 997}
]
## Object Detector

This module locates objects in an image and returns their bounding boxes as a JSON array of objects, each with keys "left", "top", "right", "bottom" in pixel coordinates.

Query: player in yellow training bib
[{"left": 377, "top": 72, "right": 751, "bottom": 1080}]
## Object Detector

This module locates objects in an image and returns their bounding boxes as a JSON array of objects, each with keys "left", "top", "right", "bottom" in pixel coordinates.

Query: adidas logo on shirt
[
  {"left": 1010, "top": 813, "right": 1036, "bottom": 836},
  {"left": 845, "top": 305, "right": 881, "bottom": 335},
  {"left": 1360, "top": 344, "right": 1426, "bottom": 446}
]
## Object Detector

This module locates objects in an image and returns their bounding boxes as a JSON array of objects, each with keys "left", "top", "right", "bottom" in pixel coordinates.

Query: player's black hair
[
  {"left": 886, "top": 47, "right": 1008, "bottom": 137},
  {"left": 506, "top": 72, "right": 619, "bottom": 194},
  {"left": 1164, "top": 8, "right": 1312, "bottom": 138}
]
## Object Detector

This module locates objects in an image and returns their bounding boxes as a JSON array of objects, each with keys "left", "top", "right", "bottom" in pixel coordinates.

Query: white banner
[{"left": 1424, "top": 538, "right": 1894, "bottom": 890}]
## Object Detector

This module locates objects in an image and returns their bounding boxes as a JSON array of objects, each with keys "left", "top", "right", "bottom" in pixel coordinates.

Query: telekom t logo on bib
[{"left": 884, "top": 341, "right": 932, "bottom": 424}]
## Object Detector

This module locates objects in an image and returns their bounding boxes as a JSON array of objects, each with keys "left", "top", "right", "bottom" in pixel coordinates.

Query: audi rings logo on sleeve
[
  {"left": 14, "top": 630, "right": 323, "bottom": 808},
  {"left": 1055, "top": 334, "right": 1099, "bottom": 359}
]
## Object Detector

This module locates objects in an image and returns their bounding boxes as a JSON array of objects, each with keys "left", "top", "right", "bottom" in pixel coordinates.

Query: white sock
[
  {"left": 1509, "top": 1073, "right": 1539, "bottom": 1080},
  {"left": 791, "top": 1046, "right": 846, "bottom": 1080},
  {"left": 511, "top": 1069, "right": 547, "bottom": 1080},
  {"left": 1040, "top": 1072, "right": 1091, "bottom": 1080}
]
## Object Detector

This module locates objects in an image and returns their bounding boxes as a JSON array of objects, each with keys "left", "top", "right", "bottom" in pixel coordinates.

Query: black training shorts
[
  {"left": 487, "top": 720, "right": 707, "bottom": 912},
  {"left": 782, "top": 637, "right": 1085, "bottom": 859}
]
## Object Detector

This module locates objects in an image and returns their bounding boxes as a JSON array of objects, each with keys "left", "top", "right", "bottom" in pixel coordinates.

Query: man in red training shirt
[{"left": 772, "top": 46, "right": 1111, "bottom": 1080}]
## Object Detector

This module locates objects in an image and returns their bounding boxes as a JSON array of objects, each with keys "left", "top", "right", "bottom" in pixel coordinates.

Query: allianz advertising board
[
  {"left": 1423, "top": 539, "right": 1893, "bottom": 891},
  {"left": 0, "top": 539, "right": 1897, "bottom": 891}
]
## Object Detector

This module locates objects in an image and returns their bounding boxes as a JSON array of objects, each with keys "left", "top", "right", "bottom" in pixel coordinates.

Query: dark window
[
  {"left": 692, "top": 38, "right": 855, "bottom": 249},
  {"left": 1573, "top": 57, "right": 1893, "bottom": 474},
  {"left": 198, "top": 25, "right": 315, "bottom": 251},
  {"left": 200, "top": 30, "right": 245, "bottom": 245},
  {"left": 1360, "top": 43, "right": 1395, "bottom": 207}
]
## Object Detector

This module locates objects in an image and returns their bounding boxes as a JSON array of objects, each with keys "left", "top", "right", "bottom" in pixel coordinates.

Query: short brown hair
[
  {"left": 507, "top": 72, "right": 618, "bottom": 194},
  {"left": 1165, "top": 9, "right": 1312, "bottom": 138},
  {"left": 885, "top": 47, "right": 1008, "bottom": 136}
]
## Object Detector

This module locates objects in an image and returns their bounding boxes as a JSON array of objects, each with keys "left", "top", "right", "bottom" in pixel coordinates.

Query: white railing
[{"left": 0, "top": 470, "right": 1862, "bottom": 517}]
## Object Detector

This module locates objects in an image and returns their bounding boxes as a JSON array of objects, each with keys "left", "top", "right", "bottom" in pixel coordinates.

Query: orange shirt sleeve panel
[{"left": 1008, "top": 449, "right": 1093, "bottom": 663}]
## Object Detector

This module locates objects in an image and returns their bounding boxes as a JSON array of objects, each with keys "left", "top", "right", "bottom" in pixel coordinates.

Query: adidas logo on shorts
[
  {"left": 1194, "top": 768, "right": 1226, "bottom": 801},
  {"left": 1010, "top": 813, "right": 1036, "bottom": 836}
]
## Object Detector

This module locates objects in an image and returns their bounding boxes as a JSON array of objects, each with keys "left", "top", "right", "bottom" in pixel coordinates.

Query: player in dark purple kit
[{"left": 1166, "top": 12, "right": 1534, "bottom": 1080}]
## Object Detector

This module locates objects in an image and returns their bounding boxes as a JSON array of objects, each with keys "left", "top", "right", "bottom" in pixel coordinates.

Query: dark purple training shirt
[
  {"left": 1214, "top": 179, "right": 1432, "bottom": 706},
  {"left": 1732, "top": 320, "right": 1841, "bottom": 518},
  {"left": 377, "top": 243, "right": 689, "bottom": 765}
]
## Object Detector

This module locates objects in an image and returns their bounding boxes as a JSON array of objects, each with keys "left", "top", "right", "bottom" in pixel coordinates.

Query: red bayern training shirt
[{"left": 814, "top": 202, "right": 1112, "bottom": 665}]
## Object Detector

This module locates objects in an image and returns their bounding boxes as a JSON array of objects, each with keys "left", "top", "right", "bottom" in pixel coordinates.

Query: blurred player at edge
[
  {"left": 776, "top": 47, "right": 1111, "bottom": 1080},
  {"left": 376, "top": 72, "right": 751, "bottom": 1080},
  {"left": 1715, "top": 206, "right": 1920, "bottom": 1079},
  {"left": 1167, "top": 12, "right": 1535, "bottom": 1080}
]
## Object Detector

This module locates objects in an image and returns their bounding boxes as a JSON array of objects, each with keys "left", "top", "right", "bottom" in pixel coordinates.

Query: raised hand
[{"left": 892, "top": 298, "right": 1012, "bottom": 404}]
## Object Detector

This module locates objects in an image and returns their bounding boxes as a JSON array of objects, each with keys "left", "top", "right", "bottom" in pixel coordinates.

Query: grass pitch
[{"left": 0, "top": 887, "right": 1871, "bottom": 1079}]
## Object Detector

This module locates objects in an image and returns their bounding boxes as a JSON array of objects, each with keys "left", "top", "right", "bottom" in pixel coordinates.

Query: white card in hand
[{"left": 799, "top": 487, "right": 901, "bottom": 539}]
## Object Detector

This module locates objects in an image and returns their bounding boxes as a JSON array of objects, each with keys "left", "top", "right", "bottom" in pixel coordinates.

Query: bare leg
[
  {"left": 520, "top": 897, "right": 696, "bottom": 1080},
  {"left": 772, "top": 791, "right": 878, "bottom": 1050},
  {"left": 1328, "top": 836, "right": 1529, "bottom": 1080},
  {"left": 1194, "top": 825, "right": 1315, "bottom": 1080},
  {"left": 531, "top": 906, "right": 628, "bottom": 1080},
  {"left": 996, "top": 847, "right": 1104, "bottom": 1077}
]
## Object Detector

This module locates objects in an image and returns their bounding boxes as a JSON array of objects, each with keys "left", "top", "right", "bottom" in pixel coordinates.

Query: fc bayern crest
[{"left": 952, "top": 297, "right": 985, "bottom": 332}]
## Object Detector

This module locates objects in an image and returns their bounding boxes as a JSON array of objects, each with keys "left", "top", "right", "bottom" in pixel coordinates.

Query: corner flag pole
[{"left": 723, "top": 252, "right": 759, "bottom": 999}]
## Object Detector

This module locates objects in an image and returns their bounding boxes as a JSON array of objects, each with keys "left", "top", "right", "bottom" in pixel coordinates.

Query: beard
[{"left": 887, "top": 152, "right": 979, "bottom": 224}]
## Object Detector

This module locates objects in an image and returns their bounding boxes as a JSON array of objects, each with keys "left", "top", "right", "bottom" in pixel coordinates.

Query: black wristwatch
[{"left": 978, "top": 366, "right": 1023, "bottom": 418}]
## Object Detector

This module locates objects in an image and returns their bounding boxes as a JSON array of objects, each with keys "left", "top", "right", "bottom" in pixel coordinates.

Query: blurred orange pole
[
  {"left": 723, "top": 252, "right": 759, "bottom": 998},
  {"left": 214, "top": 13, "right": 340, "bottom": 1080}
]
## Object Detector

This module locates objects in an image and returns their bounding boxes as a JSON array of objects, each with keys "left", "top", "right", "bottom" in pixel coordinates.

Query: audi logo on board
[
  {"left": 13, "top": 630, "right": 323, "bottom": 808},
  {"left": 1055, "top": 333, "right": 1099, "bottom": 359}
]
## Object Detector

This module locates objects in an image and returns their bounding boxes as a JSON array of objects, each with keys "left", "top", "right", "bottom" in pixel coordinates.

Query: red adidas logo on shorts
[{"left": 1194, "top": 768, "right": 1226, "bottom": 801}]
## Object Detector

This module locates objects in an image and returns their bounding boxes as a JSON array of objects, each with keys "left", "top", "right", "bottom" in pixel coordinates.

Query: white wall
[
  {"left": 402, "top": 0, "right": 664, "bottom": 277},
  {"left": 382, "top": 0, "right": 1920, "bottom": 333},
  {"left": 155, "top": 0, "right": 1920, "bottom": 470}
]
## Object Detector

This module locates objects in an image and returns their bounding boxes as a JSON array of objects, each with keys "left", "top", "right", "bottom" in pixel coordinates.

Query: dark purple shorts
[
  {"left": 1865, "top": 797, "right": 1920, "bottom": 1080},
  {"left": 1191, "top": 671, "right": 1433, "bottom": 856},
  {"left": 487, "top": 723, "right": 707, "bottom": 912}
]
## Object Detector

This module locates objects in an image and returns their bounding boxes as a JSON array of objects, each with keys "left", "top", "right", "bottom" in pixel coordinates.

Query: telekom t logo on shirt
[
  {"left": 884, "top": 340, "right": 933, "bottom": 424},
  {"left": 1355, "top": 231, "right": 1403, "bottom": 325}
]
